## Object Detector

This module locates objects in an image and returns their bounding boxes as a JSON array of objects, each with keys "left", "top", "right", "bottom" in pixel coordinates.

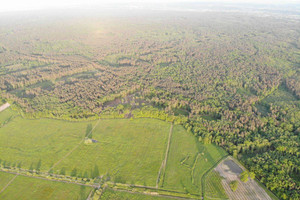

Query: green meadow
[
  {"left": 0, "top": 110, "right": 97, "bottom": 171},
  {"left": 0, "top": 172, "right": 92, "bottom": 200},
  {"left": 0, "top": 171, "right": 15, "bottom": 189},
  {"left": 0, "top": 108, "right": 16, "bottom": 125},
  {"left": 53, "top": 118, "right": 170, "bottom": 186},
  {"left": 162, "top": 125, "right": 227, "bottom": 195},
  {"left": 0, "top": 108, "right": 229, "bottom": 199},
  {"left": 204, "top": 170, "right": 228, "bottom": 199}
]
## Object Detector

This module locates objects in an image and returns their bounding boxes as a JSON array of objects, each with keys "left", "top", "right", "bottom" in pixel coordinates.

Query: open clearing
[
  {"left": 215, "top": 157, "right": 273, "bottom": 200},
  {"left": 0, "top": 171, "right": 92, "bottom": 200}
]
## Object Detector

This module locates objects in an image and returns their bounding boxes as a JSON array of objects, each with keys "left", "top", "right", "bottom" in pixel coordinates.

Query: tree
[
  {"left": 36, "top": 159, "right": 41, "bottom": 172},
  {"left": 60, "top": 167, "right": 66, "bottom": 175},
  {"left": 249, "top": 171, "right": 255, "bottom": 180},
  {"left": 85, "top": 124, "right": 93, "bottom": 139},
  {"left": 71, "top": 168, "right": 77, "bottom": 177},
  {"left": 240, "top": 171, "right": 249, "bottom": 182},
  {"left": 230, "top": 180, "right": 238, "bottom": 191},
  {"left": 92, "top": 165, "right": 99, "bottom": 179}
]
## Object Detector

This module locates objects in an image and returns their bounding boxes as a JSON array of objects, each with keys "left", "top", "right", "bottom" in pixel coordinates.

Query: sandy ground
[
  {"left": 215, "top": 157, "right": 272, "bottom": 200},
  {"left": 0, "top": 103, "right": 10, "bottom": 112}
]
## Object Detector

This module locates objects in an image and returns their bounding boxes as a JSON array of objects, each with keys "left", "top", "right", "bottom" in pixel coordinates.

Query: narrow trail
[
  {"left": 111, "top": 188, "right": 199, "bottom": 200},
  {"left": 0, "top": 102, "right": 10, "bottom": 112},
  {"left": 0, "top": 174, "right": 18, "bottom": 195},
  {"left": 156, "top": 123, "right": 173, "bottom": 188},
  {"left": 86, "top": 188, "right": 94, "bottom": 200},
  {"left": 48, "top": 119, "right": 101, "bottom": 172}
]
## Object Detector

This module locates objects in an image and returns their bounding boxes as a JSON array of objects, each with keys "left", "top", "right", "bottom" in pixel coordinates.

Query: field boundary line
[
  {"left": 49, "top": 119, "right": 101, "bottom": 171},
  {"left": 156, "top": 123, "right": 173, "bottom": 188},
  {"left": 191, "top": 153, "right": 201, "bottom": 184},
  {"left": 111, "top": 187, "right": 199, "bottom": 200},
  {"left": 107, "top": 181, "right": 201, "bottom": 197},
  {"left": 0, "top": 170, "right": 97, "bottom": 188},
  {"left": 0, "top": 174, "right": 18, "bottom": 194}
]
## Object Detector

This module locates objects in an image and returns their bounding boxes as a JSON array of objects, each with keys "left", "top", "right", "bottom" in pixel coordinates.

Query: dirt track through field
[
  {"left": 0, "top": 174, "right": 18, "bottom": 195},
  {"left": 111, "top": 187, "right": 198, "bottom": 200},
  {"left": 215, "top": 157, "right": 272, "bottom": 200},
  {"left": 49, "top": 119, "right": 101, "bottom": 171},
  {"left": 156, "top": 123, "right": 173, "bottom": 188}
]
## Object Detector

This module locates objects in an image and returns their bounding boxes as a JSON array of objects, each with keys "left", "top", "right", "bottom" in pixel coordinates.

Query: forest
[{"left": 0, "top": 9, "right": 299, "bottom": 199}]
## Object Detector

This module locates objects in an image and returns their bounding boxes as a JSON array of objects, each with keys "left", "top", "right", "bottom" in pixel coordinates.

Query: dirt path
[
  {"left": 0, "top": 103, "right": 10, "bottom": 112},
  {"left": 86, "top": 188, "right": 94, "bottom": 200},
  {"left": 48, "top": 119, "right": 101, "bottom": 171},
  {"left": 0, "top": 174, "right": 18, "bottom": 195},
  {"left": 156, "top": 123, "right": 173, "bottom": 188},
  {"left": 111, "top": 188, "right": 199, "bottom": 200}
]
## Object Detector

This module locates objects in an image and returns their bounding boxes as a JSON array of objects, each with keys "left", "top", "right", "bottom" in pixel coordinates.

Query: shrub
[{"left": 230, "top": 180, "right": 238, "bottom": 192}]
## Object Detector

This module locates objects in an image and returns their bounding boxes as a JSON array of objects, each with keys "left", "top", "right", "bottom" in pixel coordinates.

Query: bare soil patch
[{"left": 215, "top": 157, "right": 272, "bottom": 200}]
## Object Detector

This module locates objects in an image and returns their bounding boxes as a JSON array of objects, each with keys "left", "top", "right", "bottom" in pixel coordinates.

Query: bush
[
  {"left": 240, "top": 171, "right": 249, "bottom": 182},
  {"left": 230, "top": 180, "right": 238, "bottom": 191}
]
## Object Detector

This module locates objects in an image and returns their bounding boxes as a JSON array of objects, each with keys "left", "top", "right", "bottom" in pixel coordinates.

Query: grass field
[
  {"left": 0, "top": 111, "right": 98, "bottom": 171},
  {"left": 100, "top": 189, "right": 172, "bottom": 200},
  {"left": 0, "top": 109, "right": 170, "bottom": 186},
  {"left": 0, "top": 172, "right": 92, "bottom": 200},
  {"left": 0, "top": 109, "right": 230, "bottom": 198},
  {"left": 53, "top": 118, "right": 170, "bottom": 186},
  {"left": 161, "top": 125, "right": 227, "bottom": 195},
  {"left": 0, "top": 108, "right": 16, "bottom": 125},
  {"left": 0, "top": 171, "right": 15, "bottom": 189},
  {"left": 204, "top": 170, "right": 228, "bottom": 199}
]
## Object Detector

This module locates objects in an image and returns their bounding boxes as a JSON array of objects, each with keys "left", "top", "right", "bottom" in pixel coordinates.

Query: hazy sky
[{"left": 1, "top": 0, "right": 299, "bottom": 12}]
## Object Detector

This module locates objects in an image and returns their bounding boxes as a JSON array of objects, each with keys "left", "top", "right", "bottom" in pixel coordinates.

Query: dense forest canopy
[{"left": 0, "top": 7, "right": 299, "bottom": 199}]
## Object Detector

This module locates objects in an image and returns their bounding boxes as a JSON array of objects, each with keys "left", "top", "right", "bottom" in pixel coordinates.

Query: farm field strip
[
  {"left": 156, "top": 123, "right": 173, "bottom": 188},
  {"left": 0, "top": 168, "right": 200, "bottom": 200}
]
